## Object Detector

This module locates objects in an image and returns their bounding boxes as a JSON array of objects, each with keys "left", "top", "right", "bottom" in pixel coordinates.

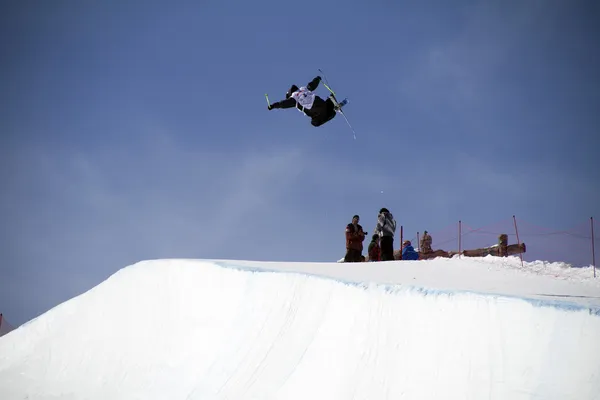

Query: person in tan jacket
[{"left": 420, "top": 230, "right": 433, "bottom": 255}]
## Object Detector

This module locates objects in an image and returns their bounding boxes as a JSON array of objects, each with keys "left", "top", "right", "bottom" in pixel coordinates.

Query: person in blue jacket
[{"left": 401, "top": 240, "right": 419, "bottom": 260}]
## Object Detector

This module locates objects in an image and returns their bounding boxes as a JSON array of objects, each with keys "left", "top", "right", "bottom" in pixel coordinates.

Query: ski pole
[
  {"left": 318, "top": 68, "right": 331, "bottom": 86},
  {"left": 264, "top": 93, "right": 270, "bottom": 106},
  {"left": 318, "top": 69, "right": 337, "bottom": 96}
]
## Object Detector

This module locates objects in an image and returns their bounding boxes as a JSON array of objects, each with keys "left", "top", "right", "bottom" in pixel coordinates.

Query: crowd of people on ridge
[{"left": 344, "top": 208, "right": 434, "bottom": 262}]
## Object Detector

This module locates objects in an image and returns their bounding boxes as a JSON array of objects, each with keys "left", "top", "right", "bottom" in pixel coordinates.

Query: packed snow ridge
[{"left": 1, "top": 256, "right": 599, "bottom": 399}]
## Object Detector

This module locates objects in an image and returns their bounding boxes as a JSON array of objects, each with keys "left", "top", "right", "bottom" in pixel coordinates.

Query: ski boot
[{"left": 329, "top": 94, "right": 348, "bottom": 112}]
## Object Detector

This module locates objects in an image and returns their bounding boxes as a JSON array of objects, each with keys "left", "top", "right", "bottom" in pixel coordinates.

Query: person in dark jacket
[
  {"left": 368, "top": 234, "right": 381, "bottom": 262},
  {"left": 401, "top": 240, "right": 419, "bottom": 261},
  {"left": 345, "top": 214, "right": 365, "bottom": 262},
  {"left": 374, "top": 208, "right": 397, "bottom": 261},
  {"left": 267, "top": 76, "right": 341, "bottom": 127}
]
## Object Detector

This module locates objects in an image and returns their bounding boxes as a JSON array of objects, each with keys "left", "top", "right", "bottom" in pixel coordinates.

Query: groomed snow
[{"left": 1, "top": 256, "right": 599, "bottom": 399}]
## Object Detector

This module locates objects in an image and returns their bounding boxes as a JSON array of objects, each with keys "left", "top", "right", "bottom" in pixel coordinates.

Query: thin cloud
[{"left": 400, "top": 0, "right": 561, "bottom": 121}]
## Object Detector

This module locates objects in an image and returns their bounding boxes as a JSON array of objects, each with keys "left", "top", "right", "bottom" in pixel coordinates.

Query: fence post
[
  {"left": 458, "top": 220, "right": 462, "bottom": 258},
  {"left": 513, "top": 215, "right": 524, "bottom": 267},
  {"left": 591, "top": 217, "right": 596, "bottom": 278},
  {"left": 399, "top": 225, "right": 403, "bottom": 260}
]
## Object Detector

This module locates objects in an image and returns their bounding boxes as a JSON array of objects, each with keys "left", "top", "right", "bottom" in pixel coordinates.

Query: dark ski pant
[
  {"left": 307, "top": 96, "right": 337, "bottom": 127},
  {"left": 380, "top": 236, "right": 395, "bottom": 261},
  {"left": 344, "top": 248, "right": 362, "bottom": 262}
]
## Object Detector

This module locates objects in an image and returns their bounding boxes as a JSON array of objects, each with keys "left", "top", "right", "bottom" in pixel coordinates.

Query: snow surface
[{"left": 1, "top": 256, "right": 599, "bottom": 399}]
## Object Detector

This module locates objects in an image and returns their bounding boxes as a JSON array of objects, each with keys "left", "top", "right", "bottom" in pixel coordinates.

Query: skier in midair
[{"left": 267, "top": 76, "right": 344, "bottom": 127}]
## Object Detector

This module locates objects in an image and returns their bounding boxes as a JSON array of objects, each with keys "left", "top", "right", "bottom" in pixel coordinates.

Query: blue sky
[{"left": 1, "top": 0, "right": 599, "bottom": 326}]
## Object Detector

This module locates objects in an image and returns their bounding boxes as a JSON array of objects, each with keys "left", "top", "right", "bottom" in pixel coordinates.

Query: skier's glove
[{"left": 268, "top": 104, "right": 274, "bottom": 110}]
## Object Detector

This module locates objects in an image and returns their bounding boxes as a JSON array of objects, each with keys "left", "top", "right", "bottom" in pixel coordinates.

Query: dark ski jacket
[
  {"left": 345, "top": 223, "right": 365, "bottom": 251},
  {"left": 368, "top": 240, "right": 381, "bottom": 261},
  {"left": 269, "top": 76, "right": 322, "bottom": 116}
]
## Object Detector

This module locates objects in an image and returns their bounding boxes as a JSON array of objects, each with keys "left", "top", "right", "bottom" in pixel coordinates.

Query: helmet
[{"left": 286, "top": 85, "right": 299, "bottom": 99}]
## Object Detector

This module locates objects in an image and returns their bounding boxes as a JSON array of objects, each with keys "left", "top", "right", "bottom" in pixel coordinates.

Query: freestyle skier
[{"left": 267, "top": 76, "right": 345, "bottom": 127}]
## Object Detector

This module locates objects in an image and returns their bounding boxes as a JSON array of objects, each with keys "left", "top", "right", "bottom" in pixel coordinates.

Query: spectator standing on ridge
[
  {"left": 345, "top": 215, "right": 365, "bottom": 262},
  {"left": 420, "top": 230, "right": 432, "bottom": 255},
  {"left": 402, "top": 240, "right": 419, "bottom": 260},
  {"left": 498, "top": 234, "right": 508, "bottom": 257},
  {"left": 368, "top": 234, "right": 381, "bottom": 262},
  {"left": 374, "top": 208, "right": 396, "bottom": 261}
]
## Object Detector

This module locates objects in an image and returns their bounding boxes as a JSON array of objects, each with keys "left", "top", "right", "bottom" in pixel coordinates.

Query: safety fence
[{"left": 398, "top": 216, "right": 597, "bottom": 276}]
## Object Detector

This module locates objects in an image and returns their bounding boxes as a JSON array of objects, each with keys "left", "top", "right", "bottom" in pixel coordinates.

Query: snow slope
[{"left": 1, "top": 257, "right": 599, "bottom": 399}]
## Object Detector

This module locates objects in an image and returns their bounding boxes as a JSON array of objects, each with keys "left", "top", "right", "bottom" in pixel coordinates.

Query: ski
[{"left": 318, "top": 68, "right": 357, "bottom": 140}]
